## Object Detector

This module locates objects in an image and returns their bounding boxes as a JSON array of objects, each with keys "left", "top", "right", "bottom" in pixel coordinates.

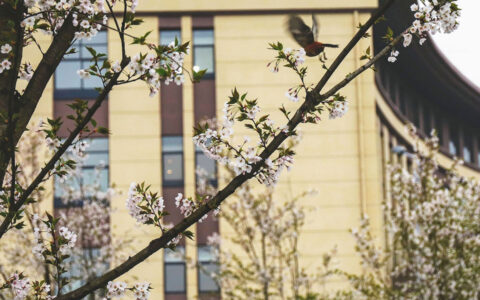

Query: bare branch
[
  {"left": 320, "top": 34, "right": 403, "bottom": 101},
  {"left": 0, "top": 58, "right": 130, "bottom": 239},
  {"left": 0, "top": 1, "right": 26, "bottom": 186},
  {"left": 0, "top": 14, "right": 77, "bottom": 187},
  {"left": 312, "top": 0, "right": 395, "bottom": 95}
]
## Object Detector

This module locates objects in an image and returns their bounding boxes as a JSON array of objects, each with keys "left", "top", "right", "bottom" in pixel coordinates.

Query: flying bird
[{"left": 288, "top": 15, "right": 339, "bottom": 57}]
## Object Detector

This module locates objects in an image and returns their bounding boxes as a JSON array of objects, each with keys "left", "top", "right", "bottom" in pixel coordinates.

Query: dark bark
[
  {"left": 0, "top": 1, "right": 25, "bottom": 186},
  {"left": 0, "top": 13, "right": 76, "bottom": 186},
  {"left": 0, "top": 58, "right": 130, "bottom": 239}
]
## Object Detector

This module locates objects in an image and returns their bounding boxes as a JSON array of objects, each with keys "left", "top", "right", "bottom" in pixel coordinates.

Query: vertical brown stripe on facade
[
  {"left": 54, "top": 99, "right": 109, "bottom": 138},
  {"left": 191, "top": 16, "right": 219, "bottom": 246},
  {"left": 196, "top": 211, "right": 218, "bottom": 245},
  {"left": 163, "top": 186, "right": 186, "bottom": 247},
  {"left": 160, "top": 83, "right": 184, "bottom": 136},
  {"left": 160, "top": 16, "right": 183, "bottom": 136},
  {"left": 193, "top": 80, "right": 216, "bottom": 125}
]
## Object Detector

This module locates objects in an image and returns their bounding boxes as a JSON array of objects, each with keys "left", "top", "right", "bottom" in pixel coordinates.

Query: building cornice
[{"left": 376, "top": 87, "right": 480, "bottom": 180}]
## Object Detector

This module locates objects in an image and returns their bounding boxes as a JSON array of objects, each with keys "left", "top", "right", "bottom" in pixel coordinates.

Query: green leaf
[
  {"left": 131, "top": 18, "right": 144, "bottom": 25},
  {"left": 183, "top": 230, "right": 195, "bottom": 240},
  {"left": 193, "top": 69, "right": 207, "bottom": 82},
  {"left": 131, "top": 31, "right": 152, "bottom": 45},
  {"left": 85, "top": 46, "right": 97, "bottom": 58},
  {"left": 97, "top": 126, "right": 110, "bottom": 135}
]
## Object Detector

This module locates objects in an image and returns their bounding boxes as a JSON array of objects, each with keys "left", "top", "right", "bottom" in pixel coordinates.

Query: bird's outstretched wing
[
  {"left": 311, "top": 14, "right": 319, "bottom": 41},
  {"left": 287, "top": 15, "right": 314, "bottom": 48}
]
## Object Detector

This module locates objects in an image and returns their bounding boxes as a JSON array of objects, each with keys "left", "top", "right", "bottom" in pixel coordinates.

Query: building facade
[{"left": 27, "top": 0, "right": 480, "bottom": 299}]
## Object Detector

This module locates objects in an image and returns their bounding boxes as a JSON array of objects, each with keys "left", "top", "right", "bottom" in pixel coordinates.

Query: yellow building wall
[
  {"left": 134, "top": 0, "right": 377, "bottom": 12},
  {"left": 108, "top": 17, "right": 165, "bottom": 298},
  {"left": 214, "top": 10, "right": 382, "bottom": 288},
  {"left": 22, "top": 33, "right": 54, "bottom": 214}
]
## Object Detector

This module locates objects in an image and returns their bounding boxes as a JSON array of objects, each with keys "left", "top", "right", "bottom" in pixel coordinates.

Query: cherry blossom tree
[
  {"left": 193, "top": 178, "right": 337, "bottom": 300},
  {"left": 0, "top": 127, "right": 137, "bottom": 299},
  {"left": 0, "top": 0, "right": 461, "bottom": 298},
  {"left": 339, "top": 127, "right": 480, "bottom": 299}
]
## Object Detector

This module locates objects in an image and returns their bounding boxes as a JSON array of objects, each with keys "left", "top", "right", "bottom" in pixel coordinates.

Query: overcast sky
[{"left": 432, "top": 0, "right": 480, "bottom": 88}]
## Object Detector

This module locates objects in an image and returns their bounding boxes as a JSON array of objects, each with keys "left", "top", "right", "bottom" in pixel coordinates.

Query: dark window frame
[
  {"left": 193, "top": 29, "right": 215, "bottom": 79},
  {"left": 162, "top": 136, "right": 184, "bottom": 187},
  {"left": 54, "top": 31, "right": 108, "bottom": 100}
]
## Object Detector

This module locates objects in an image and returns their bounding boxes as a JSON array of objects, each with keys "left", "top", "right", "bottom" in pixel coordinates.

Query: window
[
  {"left": 478, "top": 138, "right": 480, "bottom": 167},
  {"left": 164, "top": 247, "right": 186, "bottom": 293},
  {"left": 449, "top": 124, "right": 459, "bottom": 156},
  {"left": 411, "top": 101, "right": 420, "bottom": 129},
  {"left": 162, "top": 136, "right": 184, "bottom": 186},
  {"left": 195, "top": 146, "right": 217, "bottom": 187},
  {"left": 434, "top": 113, "right": 443, "bottom": 145},
  {"left": 160, "top": 29, "right": 181, "bottom": 46},
  {"left": 55, "top": 31, "right": 107, "bottom": 99},
  {"left": 423, "top": 104, "right": 432, "bottom": 135},
  {"left": 54, "top": 138, "right": 109, "bottom": 207},
  {"left": 463, "top": 133, "right": 473, "bottom": 163},
  {"left": 193, "top": 29, "right": 214, "bottom": 76},
  {"left": 198, "top": 246, "right": 219, "bottom": 293},
  {"left": 62, "top": 248, "right": 108, "bottom": 293}
]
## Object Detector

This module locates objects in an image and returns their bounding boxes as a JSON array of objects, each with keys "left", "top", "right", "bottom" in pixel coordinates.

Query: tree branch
[
  {"left": 0, "top": 58, "right": 130, "bottom": 239},
  {"left": 0, "top": 13, "right": 77, "bottom": 188},
  {"left": 55, "top": 1, "right": 398, "bottom": 299},
  {"left": 312, "top": 0, "right": 396, "bottom": 95},
  {"left": 0, "top": 1, "right": 26, "bottom": 186}
]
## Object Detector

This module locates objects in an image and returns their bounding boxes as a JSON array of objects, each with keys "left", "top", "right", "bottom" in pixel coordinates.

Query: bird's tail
[{"left": 323, "top": 43, "right": 339, "bottom": 48}]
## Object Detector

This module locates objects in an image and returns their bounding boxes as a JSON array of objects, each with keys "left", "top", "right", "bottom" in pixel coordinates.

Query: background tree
[
  {"left": 195, "top": 179, "right": 337, "bottom": 300},
  {"left": 0, "top": 126, "right": 137, "bottom": 299},
  {"left": 341, "top": 127, "right": 480, "bottom": 299}
]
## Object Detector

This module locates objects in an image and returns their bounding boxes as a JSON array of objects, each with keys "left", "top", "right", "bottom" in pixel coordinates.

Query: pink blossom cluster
[
  {"left": 126, "top": 183, "right": 154, "bottom": 224},
  {"left": 175, "top": 193, "right": 207, "bottom": 222},
  {"left": 21, "top": 0, "right": 110, "bottom": 38},
  {"left": 126, "top": 42, "right": 188, "bottom": 97},
  {"left": 106, "top": 281, "right": 127, "bottom": 298},
  {"left": 193, "top": 97, "right": 296, "bottom": 186},
  {"left": 33, "top": 282, "right": 52, "bottom": 300},
  {"left": 350, "top": 131, "right": 480, "bottom": 298},
  {"left": 0, "top": 44, "right": 12, "bottom": 75},
  {"left": 268, "top": 47, "right": 306, "bottom": 73},
  {"left": 389, "top": 0, "right": 460, "bottom": 62},
  {"left": 9, "top": 273, "right": 31, "bottom": 300},
  {"left": 106, "top": 281, "right": 152, "bottom": 299},
  {"left": 410, "top": 1, "right": 460, "bottom": 35},
  {"left": 58, "top": 226, "right": 78, "bottom": 254},
  {"left": 256, "top": 155, "right": 294, "bottom": 186},
  {"left": 132, "top": 282, "right": 151, "bottom": 300},
  {"left": 328, "top": 100, "right": 348, "bottom": 119}
]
